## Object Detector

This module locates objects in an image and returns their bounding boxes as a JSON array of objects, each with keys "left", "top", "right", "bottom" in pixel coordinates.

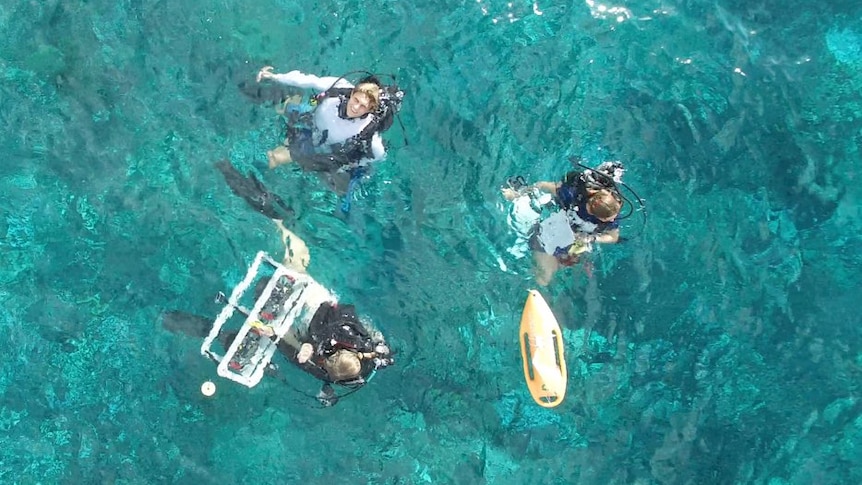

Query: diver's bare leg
[
  {"left": 267, "top": 146, "right": 293, "bottom": 169},
  {"left": 274, "top": 219, "right": 310, "bottom": 272},
  {"left": 532, "top": 251, "right": 560, "bottom": 287}
]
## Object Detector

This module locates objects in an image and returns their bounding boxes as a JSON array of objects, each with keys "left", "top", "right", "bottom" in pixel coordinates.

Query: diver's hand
[
  {"left": 575, "top": 234, "right": 596, "bottom": 244},
  {"left": 257, "top": 66, "right": 275, "bottom": 82},
  {"left": 501, "top": 187, "right": 519, "bottom": 201},
  {"left": 297, "top": 343, "right": 314, "bottom": 364},
  {"left": 568, "top": 241, "right": 589, "bottom": 257},
  {"left": 250, "top": 321, "right": 275, "bottom": 337},
  {"left": 374, "top": 343, "right": 390, "bottom": 355}
]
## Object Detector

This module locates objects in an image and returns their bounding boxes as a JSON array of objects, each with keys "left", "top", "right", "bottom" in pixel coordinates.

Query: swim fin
[
  {"left": 216, "top": 160, "right": 295, "bottom": 221},
  {"left": 161, "top": 310, "right": 212, "bottom": 338},
  {"left": 237, "top": 79, "right": 302, "bottom": 106},
  {"left": 163, "top": 310, "right": 240, "bottom": 352}
]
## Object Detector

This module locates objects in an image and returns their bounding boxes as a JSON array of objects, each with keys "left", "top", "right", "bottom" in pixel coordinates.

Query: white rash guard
[{"left": 269, "top": 70, "right": 386, "bottom": 168}]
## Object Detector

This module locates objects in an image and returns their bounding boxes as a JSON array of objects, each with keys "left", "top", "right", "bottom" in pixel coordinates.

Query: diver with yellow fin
[{"left": 519, "top": 289, "right": 567, "bottom": 408}]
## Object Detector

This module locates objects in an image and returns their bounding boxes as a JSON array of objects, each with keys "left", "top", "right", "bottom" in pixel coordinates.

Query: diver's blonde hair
[
  {"left": 353, "top": 83, "right": 381, "bottom": 110},
  {"left": 324, "top": 350, "right": 362, "bottom": 381},
  {"left": 587, "top": 189, "right": 622, "bottom": 220}
]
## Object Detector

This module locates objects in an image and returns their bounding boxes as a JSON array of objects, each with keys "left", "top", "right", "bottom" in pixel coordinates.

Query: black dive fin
[
  {"left": 162, "top": 311, "right": 212, "bottom": 338},
  {"left": 216, "top": 160, "right": 294, "bottom": 221},
  {"left": 237, "top": 79, "right": 302, "bottom": 106}
]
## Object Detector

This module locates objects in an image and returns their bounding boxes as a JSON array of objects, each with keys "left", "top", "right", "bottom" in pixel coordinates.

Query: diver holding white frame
[{"left": 161, "top": 161, "right": 394, "bottom": 406}]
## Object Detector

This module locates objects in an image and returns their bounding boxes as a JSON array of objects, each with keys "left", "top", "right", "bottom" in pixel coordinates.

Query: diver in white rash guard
[{"left": 255, "top": 66, "right": 403, "bottom": 193}]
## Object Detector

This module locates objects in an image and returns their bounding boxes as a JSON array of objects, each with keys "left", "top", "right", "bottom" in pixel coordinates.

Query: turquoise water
[{"left": 2, "top": 0, "right": 862, "bottom": 483}]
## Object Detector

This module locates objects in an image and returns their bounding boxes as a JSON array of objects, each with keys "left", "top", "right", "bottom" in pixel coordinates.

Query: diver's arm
[
  {"left": 532, "top": 181, "right": 560, "bottom": 194},
  {"left": 259, "top": 67, "right": 351, "bottom": 91},
  {"left": 279, "top": 331, "right": 304, "bottom": 350},
  {"left": 365, "top": 134, "right": 387, "bottom": 163},
  {"left": 592, "top": 228, "right": 620, "bottom": 244},
  {"left": 501, "top": 179, "right": 558, "bottom": 201}
]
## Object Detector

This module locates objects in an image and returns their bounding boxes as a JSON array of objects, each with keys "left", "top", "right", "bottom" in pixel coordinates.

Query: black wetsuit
[
  {"left": 279, "top": 302, "right": 380, "bottom": 386},
  {"left": 161, "top": 302, "right": 381, "bottom": 387}
]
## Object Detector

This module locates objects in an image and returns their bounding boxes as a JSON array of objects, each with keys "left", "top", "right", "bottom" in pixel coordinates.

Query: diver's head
[
  {"left": 346, "top": 83, "right": 380, "bottom": 118},
  {"left": 323, "top": 349, "right": 363, "bottom": 381},
  {"left": 586, "top": 189, "right": 622, "bottom": 222}
]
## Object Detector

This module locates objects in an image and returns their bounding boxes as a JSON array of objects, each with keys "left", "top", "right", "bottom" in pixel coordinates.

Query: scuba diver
[
  {"left": 502, "top": 160, "right": 643, "bottom": 286},
  {"left": 255, "top": 298, "right": 393, "bottom": 406},
  {"left": 254, "top": 66, "right": 405, "bottom": 195},
  {"left": 163, "top": 291, "right": 394, "bottom": 407},
  {"left": 162, "top": 161, "right": 394, "bottom": 406}
]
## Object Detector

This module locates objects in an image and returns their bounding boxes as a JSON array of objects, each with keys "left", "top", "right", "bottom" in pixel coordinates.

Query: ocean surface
[{"left": 1, "top": 0, "right": 861, "bottom": 483}]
